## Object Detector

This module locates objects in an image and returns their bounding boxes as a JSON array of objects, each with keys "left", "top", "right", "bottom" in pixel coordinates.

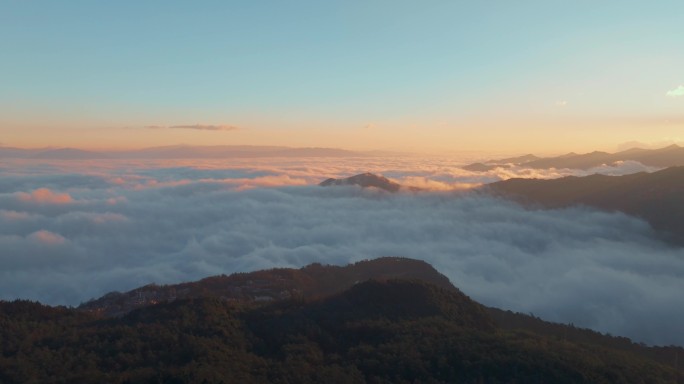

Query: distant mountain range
[
  {"left": 3, "top": 257, "right": 681, "bottom": 382},
  {"left": 484, "top": 166, "right": 684, "bottom": 243},
  {"left": 0, "top": 145, "right": 369, "bottom": 159},
  {"left": 464, "top": 144, "right": 684, "bottom": 171}
]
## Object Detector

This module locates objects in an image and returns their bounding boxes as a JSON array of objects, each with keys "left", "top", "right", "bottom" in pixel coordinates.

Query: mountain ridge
[
  {"left": 78, "top": 257, "right": 454, "bottom": 316},
  {"left": 464, "top": 144, "right": 684, "bottom": 171},
  {"left": 484, "top": 166, "right": 684, "bottom": 243},
  {"left": 0, "top": 145, "right": 371, "bottom": 159},
  {"left": 2, "top": 265, "right": 682, "bottom": 383}
]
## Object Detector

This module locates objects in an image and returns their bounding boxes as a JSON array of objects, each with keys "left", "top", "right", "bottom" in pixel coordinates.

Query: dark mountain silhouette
[
  {"left": 123, "top": 145, "right": 363, "bottom": 158},
  {"left": 79, "top": 257, "right": 454, "bottom": 316},
  {"left": 524, "top": 150, "right": 614, "bottom": 169},
  {"left": 462, "top": 162, "right": 498, "bottom": 172},
  {"left": 30, "top": 148, "right": 111, "bottom": 159},
  {"left": 486, "top": 306, "right": 684, "bottom": 378},
  {"left": 484, "top": 166, "right": 684, "bottom": 243},
  {"left": 464, "top": 144, "right": 684, "bottom": 171},
  {"left": 122, "top": 144, "right": 287, "bottom": 158},
  {"left": 496, "top": 153, "right": 541, "bottom": 164},
  {"left": 319, "top": 173, "right": 407, "bottom": 192},
  {"left": 0, "top": 145, "right": 368, "bottom": 159},
  {"left": 298, "top": 279, "right": 495, "bottom": 330},
  {"left": 0, "top": 146, "right": 38, "bottom": 158},
  {"left": 462, "top": 154, "right": 540, "bottom": 172},
  {"left": 2, "top": 276, "right": 681, "bottom": 382}
]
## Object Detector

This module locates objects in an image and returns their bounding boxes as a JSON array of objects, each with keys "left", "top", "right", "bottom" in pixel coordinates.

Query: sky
[{"left": 1, "top": 1, "right": 683, "bottom": 153}]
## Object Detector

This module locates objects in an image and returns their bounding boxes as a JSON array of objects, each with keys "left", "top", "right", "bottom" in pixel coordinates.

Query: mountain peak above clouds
[{"left": 319, "top": 172, "right": 405, "bottom": 192}]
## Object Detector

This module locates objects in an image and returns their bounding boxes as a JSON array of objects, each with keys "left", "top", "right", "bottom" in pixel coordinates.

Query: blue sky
[{"left": 1, "top": 1, "right": 682, "bottom": 152}]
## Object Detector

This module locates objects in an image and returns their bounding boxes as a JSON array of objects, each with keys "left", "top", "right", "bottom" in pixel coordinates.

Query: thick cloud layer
[{"left": 0, "top": 159, "right": 682, "bottom": 346}]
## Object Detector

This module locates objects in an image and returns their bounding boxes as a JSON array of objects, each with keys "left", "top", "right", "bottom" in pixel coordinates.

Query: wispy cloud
[
  {"left": 666, "top": 85, "right": 684, "bottom": 98},
  {"left": 145, "top": 124, "right": 239, "bottom": 131},
  {"left": 555, "top": 101, "right": 568, "bottom": 107},
  {"left": 171, "top": 124, "right": 239, "bottom": 131}
]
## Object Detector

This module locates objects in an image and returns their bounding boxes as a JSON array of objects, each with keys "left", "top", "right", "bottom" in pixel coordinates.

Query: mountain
[
  {"left": 464, "top": 144, "right": 684, "bottom": 171},
  {"left": 0, "top": 147, "right": 108, "bottom": 159},
  {"left": 461, "top": 162, "right": 499, "bottom": 172},
  {"left": 0, "top": 146, "right": 35, "bottom": 158},
  {"left": 0, "top": 145, "right": 366, "bottom": 159},
  {"left": 523, "top": 150, "right": 614, "bottom": 170},
  {"left": 122, "top": 145, "right": 364, "bottom": 159},
  {"left": 30, "top": 148, "right": 111, "bottom": 159},
  {"left": 319, "top": 173, "right": 405, "bottom": 192},
  {"left": 2, "top": 277, "right": 681, "bottom": 382},
  {"left": 496, "top": 153, "right": 541, "bottom": 164},
  {"left": 291, "top": 279, "right": 495, "bottom": 330},
  {"left": 462, "top": 154, "right": 540, "bottom": 172},
  {"left": 120, "top": 144, "right": 286, "bottom": 158},
  {"left": 486, "top": 306, "right": 684, "bottom": 378},
  {"left": 79, "top": 257, "right": 454, "bottom": 316},
  {"left": 268, "top": 147, "right": 362, "bottom": 157},
  {"left": 484, "top": 166, "right": 684, "bottom": 243}
]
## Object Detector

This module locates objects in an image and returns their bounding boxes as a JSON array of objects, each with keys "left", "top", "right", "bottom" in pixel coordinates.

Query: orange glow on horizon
[{"left": 2, "top": 115, "right": 683, "bottom": 156}]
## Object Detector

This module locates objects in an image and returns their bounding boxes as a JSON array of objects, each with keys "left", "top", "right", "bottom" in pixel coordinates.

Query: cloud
[
  {"left": 555, "top": 100, "right": 568, "bottom": 107},
  {"left": 0, "top": 153, "right": 661, "bottom": 197},
  {"left": 1, "top": 160, "right": 684, "bottom": 347},
  {"left": 170, "top": 124, "right": 239, "bottom": 131},
  {"left": 28, "top": 230, "right": 67, "bottom": 245},
  {"left": 364, "top": 123, "right": 377, "bottom": 129},
  {"left": 145, "top": 124, "right": 239, "bottom": 131},
  {"left": 582, "top": 160, "right": 660, "bottom": 176},
  {"left": 666, "top": 85, "right": 684, "bottom": 97},
  {"left": 15, "top": 188, "right": 73, "bottom": 204},
  {"left": 487, "top": 160, "right": 662, "bottom": 181},
  {"left": 0, "top": 210, "right": 32, "bottom": 221}
]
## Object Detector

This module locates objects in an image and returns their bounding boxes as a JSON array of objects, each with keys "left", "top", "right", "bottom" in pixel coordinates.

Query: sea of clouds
[{"left": 0, "top": 157, "right": 682, "bottom": 346}]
